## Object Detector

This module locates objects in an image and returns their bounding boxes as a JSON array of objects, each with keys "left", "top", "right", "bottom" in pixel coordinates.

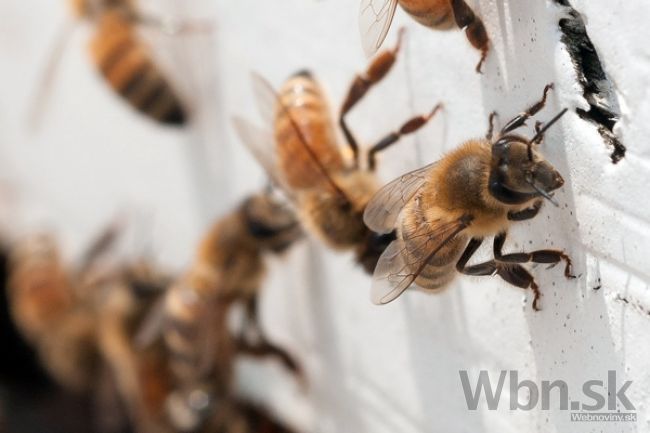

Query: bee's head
[
  {"left": 241, "top": 192, "right": 302, "bottom": 252},
  {"left": 488, "top": 109, "right": 568, "bottom": 206}
]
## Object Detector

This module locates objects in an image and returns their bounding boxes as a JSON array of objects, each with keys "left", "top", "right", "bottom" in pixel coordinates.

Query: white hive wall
[{"left": 0, "top": 1, "right": 648, "bottom": 432}]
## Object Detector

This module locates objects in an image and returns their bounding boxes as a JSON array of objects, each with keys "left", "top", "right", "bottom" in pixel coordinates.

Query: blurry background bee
[
  {"left": 163, "top": 191, "right": 303, "bottom": 432},
  {"left": 234, "top": 30, "right": 441, "bottom": 274},
  {"left": 30, "top": 0, "right": 214, "bottom": 128},
  {"left": 364, "top": 84, "right": 575, "bottom": 309},
  {"left": 5, "top": 219, "right": 179, "bottom": 433},
  {"left": 359, "top": 0, "right": 489, "bottom": 72},
  {"left": 7, "top": 232, "right": 104, "bottom": 392}
]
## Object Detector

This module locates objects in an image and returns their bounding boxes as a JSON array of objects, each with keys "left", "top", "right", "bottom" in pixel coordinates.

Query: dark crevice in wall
[{"left": 555, "top": 0, "right": 626, "bottom": 163}]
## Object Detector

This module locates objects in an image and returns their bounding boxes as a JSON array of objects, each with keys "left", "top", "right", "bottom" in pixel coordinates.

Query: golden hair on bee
[
  {"left": 235, "top": 31, "right": 441, "bottom": 274},
  {"left": 364, "top": 84, "right": 575, "bottom": 310},
  {"left": 359, "top": 0, "right": 489, "bottom": 72}
]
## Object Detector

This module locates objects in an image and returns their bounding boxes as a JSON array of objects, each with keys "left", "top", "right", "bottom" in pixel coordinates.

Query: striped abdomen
[
  {"left": 398, "top": 0, "right": 455, "bottom": 30},
  {"left": 89, "top": 10, "right": 186, "bottom": 125},
  {"left": 274, "top": 71, "right": 345, "bottom": 190},
  {"left": 399, "top": 206, "right": 467, "bottom": 291}
]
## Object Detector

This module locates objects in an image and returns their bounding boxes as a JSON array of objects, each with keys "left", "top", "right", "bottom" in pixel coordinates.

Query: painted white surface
[{"left": 1, "top": 1, "right": 649, "bottom": 432}]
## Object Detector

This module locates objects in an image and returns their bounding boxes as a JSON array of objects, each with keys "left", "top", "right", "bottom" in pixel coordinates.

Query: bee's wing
[
  {"left": 133, "top": 295, "right": 167, "bottom": 349},
  {"left": 77, "top": 214, "right": 127, "bottom": 273},
  {"left": 245, "top": 72, "right": 349, "bottom": 200},
  {"left": 371, "top": 215, "right": 472, "bottom": 304},
  {"left": 28, "top": 20, "right": 76, "bottom": 130},
  {"left": 132, "top": 11, "right": 215, "bottom": 35},
  {"left": 363, "top": 162, "right": 437, "bottom": 234},
  {"left": 250, "top": 72, "right": 280, "bottom": 127},
  {"left": 232, "top": 116, "right": 294, "bottom": 200},
  {"left": 359, "top": 0, "right": 399, "bottom": 57}
]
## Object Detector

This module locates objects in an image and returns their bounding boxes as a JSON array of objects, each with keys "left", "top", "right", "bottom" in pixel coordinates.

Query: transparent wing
[
  {"left": 78, "top": 214, "right": 126, "bottom": 272},
  {"left": 251, "top": 72, "right": 278, "bottom": 126},
  {"left": 232, "top": 116, "right": 293, "bottom": 198},
  {"left": 359, "top": 0, "right": 399, "bottom": 57},
  {"left": 133, "top": 11, "right": 215, "bottom": 36},
  {"left": 371, "top": 215, "right": 471, "bottom": 305},
  {"left": 133, "top": 295, "right": 166, "bottom": 349},
  {"left": 28, "top": 19, "right": 76, "bottom": 130},
  {"left": 363, "top": 162, "right": 436, "bottom": 234}
]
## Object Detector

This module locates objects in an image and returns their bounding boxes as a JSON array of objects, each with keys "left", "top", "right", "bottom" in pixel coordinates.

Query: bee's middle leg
[
  {"left": 236, "top": 338, "right": 302, "bottom": 378},
  {"left": 456, "top": 236, "right": 543, "bottom": 310},
  {"left": 239, "top": 296, "right": 262, "bottom": 342}
]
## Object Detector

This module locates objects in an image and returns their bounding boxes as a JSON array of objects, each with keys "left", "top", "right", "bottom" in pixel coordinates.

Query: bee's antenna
[
  {"left": 527, "top": 108, "right": 569, "bottom": 160},
  {"left": 528, "top": 181, "right": 559, "bottom": 207}
]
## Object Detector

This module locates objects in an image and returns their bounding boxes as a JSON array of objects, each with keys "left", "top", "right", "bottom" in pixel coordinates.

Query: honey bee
[
  {"left": 32, "top": 0, "right": 209, "bottom": 127},
  {"left": 71, "top": 0, "right": 190, "bottom": 125},
  {"left": 163, "top": 192, "right": 303, "bottom": 432},
  {"left": 6, "top": 234, "right": 101, "bottom": 392},
  {"left": 359, "top": 0, "right": 489, "bottom": 72},
  {"left": 234, "top": 31, "right": 441, "bottom": 274},
  {"left": 363, "top": 84, "right": 575, "bottom": 310}
]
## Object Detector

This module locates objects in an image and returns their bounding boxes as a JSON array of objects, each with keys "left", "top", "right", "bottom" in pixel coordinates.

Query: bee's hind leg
[
  {"left": 340, "top": 29, "right": 405, "bottom": 168},
  {"left": 367, "top": 103, "right": 443, "bottom": 171},
  {"left": 450, "top": 0, "right": 489, "bottom": 73}
]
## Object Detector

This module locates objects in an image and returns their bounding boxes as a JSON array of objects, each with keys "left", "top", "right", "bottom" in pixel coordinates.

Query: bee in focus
[
  {"left": 359, "top": 0, "right": 489, "bottom": 72},
  {"left": 234, "top": 30, "right": 441, "bottom": 274},
  {"left": 163, "top": 192, "right": 303, "bottom": 432},
  {"left": 363, "top": 84, "right": 575, "bottom": 310}
]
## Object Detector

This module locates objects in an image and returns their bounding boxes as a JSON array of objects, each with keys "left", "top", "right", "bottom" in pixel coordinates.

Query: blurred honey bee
[
  {"left": 7, "top": 233, "right": 101, "bottom": 392},
  {"left": 359, "top": 0, "right": 489, "bottom": 72},
  {"left": 234, "top": 31, "right": 441, "bottom": 274},
  {"left": 71, "top": 0, "right": 190, "bottom": 125},
  {"left": 6, "top": 220, "right": 177, "bottom": 432},
  {"left": 32, "top": 0, "right": 213, "bottom": 127},
  {"left": 163, "top": 192, "right": 303, "bottom": 432},
  {"left": 363, "top": 84, "right": 575, "bottom": 310}
]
